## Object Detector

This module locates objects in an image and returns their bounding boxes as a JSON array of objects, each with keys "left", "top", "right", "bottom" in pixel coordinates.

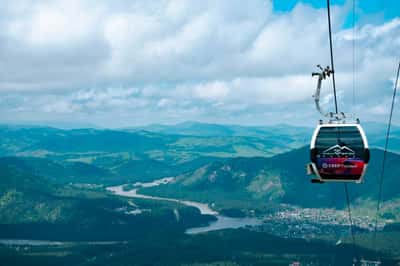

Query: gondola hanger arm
[{"left": 312, "top": 65, "right": 345, "bottom": 121}]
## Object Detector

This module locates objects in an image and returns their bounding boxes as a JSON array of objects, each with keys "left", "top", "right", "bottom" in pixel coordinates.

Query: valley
[{"left": 0, "top": 122, "right": 400, "bottom": 265}]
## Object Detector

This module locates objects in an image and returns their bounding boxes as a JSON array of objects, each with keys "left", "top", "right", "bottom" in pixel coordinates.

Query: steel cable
[
  {"left": 372, "top": 61, "right": 400, "bottom": 254},
  {"left": 327, "top": 0, "right": 358, "bottom": 261}
]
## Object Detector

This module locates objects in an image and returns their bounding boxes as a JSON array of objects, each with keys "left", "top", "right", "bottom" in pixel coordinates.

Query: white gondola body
[{"left": 310, "top": 123, "right": 369, "bottom": 183}]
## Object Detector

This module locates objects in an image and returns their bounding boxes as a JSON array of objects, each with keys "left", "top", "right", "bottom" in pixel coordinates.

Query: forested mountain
[{"left": 142, "top": 147, "right": 400, "bottom": 211}]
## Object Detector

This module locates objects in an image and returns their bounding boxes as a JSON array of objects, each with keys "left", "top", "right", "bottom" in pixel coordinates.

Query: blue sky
[
  {"left": 274, "top": 0, "right": 397, "bottom": 17},
  {"left": 0, "top": 0, "right": 398, "bottom": 128},
  {"left": 274, "top": 0, "right": 399, "bottom": 27}
]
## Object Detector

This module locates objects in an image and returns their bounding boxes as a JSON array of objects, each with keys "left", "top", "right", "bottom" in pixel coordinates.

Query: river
[
  {"left": 106, "top": 178, "right": 263, "bottom": 234},
  {"left": 0, "top": 179, "right": 262, "bottom": 246}
]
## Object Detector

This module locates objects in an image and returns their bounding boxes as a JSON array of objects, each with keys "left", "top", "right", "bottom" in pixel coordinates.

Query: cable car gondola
[
  {"left": 307, "top": 65, "right": 369, "bottom": 183},
  {"left": 309, "top": 122, "right": 369, "bottom": 183}
]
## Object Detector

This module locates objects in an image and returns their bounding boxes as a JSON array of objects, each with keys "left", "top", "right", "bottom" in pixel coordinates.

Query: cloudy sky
[{"left": 0, "top": 0, "right": 399, "bottom": 128}]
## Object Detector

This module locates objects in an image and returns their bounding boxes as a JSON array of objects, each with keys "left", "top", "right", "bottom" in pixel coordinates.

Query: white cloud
[
  {"left": 369, "top": 104, "right": 388, "bottom": 115},
  {"left": 0, "top": 0, "right": 398, "bottom": 126},
  {"left": 157, "top": 98, "right": 173, "bottom": 108},
  {"left": 194, "top": 81, "right": 230, "bottom": 100}
]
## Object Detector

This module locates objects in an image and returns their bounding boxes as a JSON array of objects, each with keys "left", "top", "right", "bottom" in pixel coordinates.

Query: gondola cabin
[{"left": 310, "top": 123, "right": 369, "bottom": 183}]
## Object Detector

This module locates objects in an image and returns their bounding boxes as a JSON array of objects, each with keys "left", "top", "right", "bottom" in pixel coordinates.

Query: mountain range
[
  {"left": 1, "top": 122, "right": 399, "bottom": 210},
  {"left": 1, "top": 122, "right": 400, "bottom": 265},
  {"left": 133, "top": 121, "right": 400, "bottom": 152}
]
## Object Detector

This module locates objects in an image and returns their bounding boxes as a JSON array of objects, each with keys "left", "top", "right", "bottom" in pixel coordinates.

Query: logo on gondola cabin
[{"left": 322, "top": 145, "right": 355, "bottom": 157}]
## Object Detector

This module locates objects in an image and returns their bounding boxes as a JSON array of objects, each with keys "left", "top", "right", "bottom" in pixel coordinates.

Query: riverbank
[
  {"left": 107, "top": 180, "right": 263, "bottom": 234},
  {"left": 107, "top": 185, "right": 217, "bottom": 215}
]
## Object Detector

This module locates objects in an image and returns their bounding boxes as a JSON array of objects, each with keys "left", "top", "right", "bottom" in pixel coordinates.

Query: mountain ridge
[{"left": 141, "top": 146, "right": 400, "bottom": 212}]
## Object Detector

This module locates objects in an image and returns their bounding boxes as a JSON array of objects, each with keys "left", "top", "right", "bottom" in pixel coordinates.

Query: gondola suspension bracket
[{"left": 312, "top": 65, "right": 346, "bottom": 122}]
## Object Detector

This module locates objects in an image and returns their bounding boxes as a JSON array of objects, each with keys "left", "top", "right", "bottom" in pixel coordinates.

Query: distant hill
[
  {"left": 0, "top": 126, "right": 171, "bottom": 155},
  {"left": 1, "top": 122, "right": 399, "bottom": 156},
  {"left": 29, "top": 129, "right": 168, "bottom": 153},
  {"left": 134, "top": 121, "right": 311, "bottom": 138},
  {"left": 134, "top": 121, "right": 400, "bottom": 151},
  {"left": 0, "top": 156, "right": 115, "bottom": 184},
  {"left": 363, "top": 122, "right": 400, "bottom": 152},
  {"left": 0, "top": 122, "right": 399, "bottom": 187},
  {"left": 0, "top": 155, "right": 224, "bottom": 185},
  {"left": 0, "top": 124, "right": 311, "bottom": 181}
]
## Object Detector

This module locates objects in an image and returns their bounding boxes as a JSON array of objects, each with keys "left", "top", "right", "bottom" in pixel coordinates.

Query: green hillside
[
  {"left": 0, "top": 157, "right": 114, "bottom": 184},
  {"left": 141, "top": 147, "right": 400, "bottom": 214},
  {"left": 0, "top": 158, "right": 213, "bottom": 240}
]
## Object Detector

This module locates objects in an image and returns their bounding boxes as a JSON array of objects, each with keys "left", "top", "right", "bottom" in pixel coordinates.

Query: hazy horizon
[{"left": 2, "top": 118, "right": 400, "bottom": 131}]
